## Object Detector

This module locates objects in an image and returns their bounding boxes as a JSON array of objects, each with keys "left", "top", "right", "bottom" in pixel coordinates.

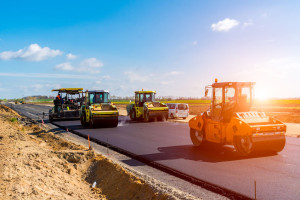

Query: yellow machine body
[
  {"left": 80, "top": 90, "right": 119, "bottom": 127},
  {"left": 126, "top": 90, "right": 168, "bottom": 121},
  {"left": 189, "top": 81, "right": 286, "bottom": 156}
]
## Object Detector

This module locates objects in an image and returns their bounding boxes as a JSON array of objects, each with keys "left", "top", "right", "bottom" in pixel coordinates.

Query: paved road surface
[{"left": 9, "top": 103, "right": 300, "bottom": 200}]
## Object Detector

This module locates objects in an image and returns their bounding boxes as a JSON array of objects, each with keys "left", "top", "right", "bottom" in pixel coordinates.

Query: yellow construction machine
[
  {"left": 80, "top": 90, "right": 118, "bottom": 128},
  {"left": 127, "top": 90, "right": 168, "bottom": 122},
  {"left": 189, "top": 79, "right": 286, "bottom": 156}
]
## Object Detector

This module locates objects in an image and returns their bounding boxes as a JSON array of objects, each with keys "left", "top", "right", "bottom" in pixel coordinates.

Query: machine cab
[
  {"left": 206, "top": 81, "right": 254, "bottom": 121},
  {"left": 135, "top": 91, "right": 156, "bottom": 107},
  {"left": 85, "top": 90, "right": 110, "bottom": 106}
]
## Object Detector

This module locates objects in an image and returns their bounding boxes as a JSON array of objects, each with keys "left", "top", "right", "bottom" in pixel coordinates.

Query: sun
[{"left": 254, "top": 90, "right": 269, "bottom": 101}]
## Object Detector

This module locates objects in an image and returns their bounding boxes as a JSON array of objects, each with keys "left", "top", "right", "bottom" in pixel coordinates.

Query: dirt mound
[
  {"left": 0, "top": 104, "right": 173, "bottom": 200},
  {"left": 0, "top": 104, "right": 21, "bottom": 118},
  {"left": 86, "top": 156, "right": 169, "bottom": 200}
]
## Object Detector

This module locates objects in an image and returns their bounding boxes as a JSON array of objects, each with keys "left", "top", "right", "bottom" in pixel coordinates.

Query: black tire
[
  {"left": 80, "top": 116, "right": 84, "bottom": 125},
  {"left": 170, "top": 113, "right": 174, "bottom": 119},
  {"left": 80, "top": 115, "right": 88, "bottom": 126},
  {"left": 273, "top": 138, "right": 286, "bottom": 153},
  {"left": 130, "top": 109, "right": 136, "bottom": 120},
  {"left": 49, "top": 115, "right": 53, "bottom": 123},
  {"left": 110, "top": 119, "right": 119, "bottom": 127},
  {"left": 89, "top": 118, "right": 94, "bottom": 128},
  {"left": 190, "top": 128, "right": 206, "bottom": 147},
  {"left": 164, "top": 114, "right": 168, "bottom": 121},
  {"left": 182, "top": 117, "right": 186, "bottom": 120},
  {"left": 234, "top": 136, "right": 253, "bottom": 156}
]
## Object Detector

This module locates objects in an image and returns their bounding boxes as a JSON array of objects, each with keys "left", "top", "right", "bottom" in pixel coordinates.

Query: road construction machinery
[
  {"left": 80, "top": 90, "right": 118, "bottom": 128},
  {"left": 127, "top": 90, "right": 168, "bottom": 122},
  {"left": 189, "top": 79, "right": 286, "bottom": 156},
  {"left": 49, "top": 88, "right": 83, "bottom": 122}
]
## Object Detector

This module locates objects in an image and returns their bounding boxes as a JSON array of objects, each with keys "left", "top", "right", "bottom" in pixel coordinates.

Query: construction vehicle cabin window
[
  {"left": 93, "top": 93, "right": 109, "bottom": 103},
  {"left": 212, "top": 87, "right": 223, "bottom": 117},
  {"left": 237, "top": 87, "right": 252, "bottom": 111},
  {"left": 139, "top": 93, "right": 155, "bottom": 103},
  {"left": 225, "top": 87, "right": 235, "bottom": 104},
  {"left": 89, "top": 93, "right": 95, "bottom": 104},
  {"left": 135, "top": 93, "right": 139, "bottom": 103}
]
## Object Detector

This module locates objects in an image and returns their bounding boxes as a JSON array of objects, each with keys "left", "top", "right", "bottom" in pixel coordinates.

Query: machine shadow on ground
[{"left": 122, "top": 144, "right": 279, "bottom": 166}]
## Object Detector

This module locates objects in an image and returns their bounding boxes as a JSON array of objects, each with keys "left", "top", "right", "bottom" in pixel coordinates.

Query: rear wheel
[
  {"left": 110, "top": 119, "right": 118, "bottom": 127},
  {"left": 234, "top": 136, "right": 253, "bottom": 156},
  {"left": 273, "top": 138, "right": 286, "bottom": 153},
  {"left": 130, "top": 109, "right": 136, "bottom": 120},
  {"left": 170, "top": 113, "right": 174, "bottom": 119},
  {"left": 49, "top": 115, "right": 53, "bottom": 122},
  {"left": 163, "top": 114, "right": 168, "bottom": 121},
  {"left": 182, "top": 117, "right": 186, "bottom": 120},
  {"left": 80, "top": 115, "right": 88, "bottom": 126},
  {"left": 190, "top": 128, "right": 205, "bottom": 146},
  {"left": 89, "top": 118, "right": 95, "bottom": 128}
]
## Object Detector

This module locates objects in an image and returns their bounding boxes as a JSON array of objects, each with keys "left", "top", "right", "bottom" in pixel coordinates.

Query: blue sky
[{"left": 0, "top": 0, "right": 300, "bottom": 99}]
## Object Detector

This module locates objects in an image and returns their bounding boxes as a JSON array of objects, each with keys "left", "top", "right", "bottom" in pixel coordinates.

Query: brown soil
[{"left": 0, "top": 105, "right": 170, "bottom": 200}]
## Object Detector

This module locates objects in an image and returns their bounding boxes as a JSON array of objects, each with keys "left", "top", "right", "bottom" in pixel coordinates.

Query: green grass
[
  {"left": 10, "top": 117, "right": 18, "bottom": 123},
  {"left": 30, "top": 99, "right": 53, "bottom": 102}
]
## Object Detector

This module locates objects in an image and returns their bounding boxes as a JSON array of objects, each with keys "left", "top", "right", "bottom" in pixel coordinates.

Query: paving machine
[
  {"left": 189, "top": 79, "right": 286, "bottom": 156},
  {"left": 49, "top": 88, "right": 83, "bottom": 122},
  {"left": 80, "top": 90, "right": 119, "bottom": 128},
  {"left": 127, "top": 90, "right": 168, "bottom": 122}
]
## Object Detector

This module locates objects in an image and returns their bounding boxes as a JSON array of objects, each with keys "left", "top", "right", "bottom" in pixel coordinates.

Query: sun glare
[{"left": 255, "top": 91, "right": 269, "bottom": 101}]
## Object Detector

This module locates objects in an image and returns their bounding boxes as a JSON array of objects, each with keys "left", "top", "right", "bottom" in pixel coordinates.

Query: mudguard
[{"left": 189, "top": 115, "right": 204, "bottom": 132}]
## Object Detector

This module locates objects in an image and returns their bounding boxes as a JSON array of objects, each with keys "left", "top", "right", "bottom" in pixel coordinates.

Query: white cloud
[
  {"left": 243, "top": 19, "right": 253, "bottom": 28},
  {"left": 211, "top": 18, "right": 239, "bottom": 32},
  {"left": 124, "top": 71, "right": 148, "bottom": 82},
  {"left": 66, "top": 53, "right": 77, "bottom": 60},
  {"left": 166, "top": 71, "right": 182, "bottom": 76},
  {"left": 102, "top": 75, "right": 111, "bottom": 80},
  {"left": 0, "top": 72, "right": 94, "bottom": 79},
  {"left": 77, "top": 58, "right": 103, "bottom": 73},
  {"left": 0, "top": 44, "right": 62, "bottom": 61},
  {"left": 55, "top": 58, "right": 103, "bottom": 74},
  {"left": 192, "top": 40, "right": 198, "bottom": 45},
  {"left": 55, "top": 62, "right": 74, "bottom": 71},
  {"left": 26, "top": 83, "right": 62, "bottom": 93}
]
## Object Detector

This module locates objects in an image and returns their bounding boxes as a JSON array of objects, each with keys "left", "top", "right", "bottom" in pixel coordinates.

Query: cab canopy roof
[
  {"left": 52, "top": 88, "right": 83, "bottom": 94},
  {"left": 212, "top": 82, "right": 255, "bottom": 88},
  {"left": 86, "top": 90, "right": 109, "bottom": 93},
  {"left": 135, "top": 91, "right": 156, "bottom": 94}
]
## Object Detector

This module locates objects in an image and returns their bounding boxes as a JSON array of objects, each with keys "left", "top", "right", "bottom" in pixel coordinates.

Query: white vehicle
[{"left": 166, "top": 103, "right": 189, "bottom": 119}]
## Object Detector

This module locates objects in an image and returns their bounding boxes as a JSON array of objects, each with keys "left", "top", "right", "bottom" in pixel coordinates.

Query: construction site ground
[
  {"left": 0, "top": 104, "right": 205, "bottom": 200},
  {"left": 3, "top": 103, "right": 300, "bottom": 200}
]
